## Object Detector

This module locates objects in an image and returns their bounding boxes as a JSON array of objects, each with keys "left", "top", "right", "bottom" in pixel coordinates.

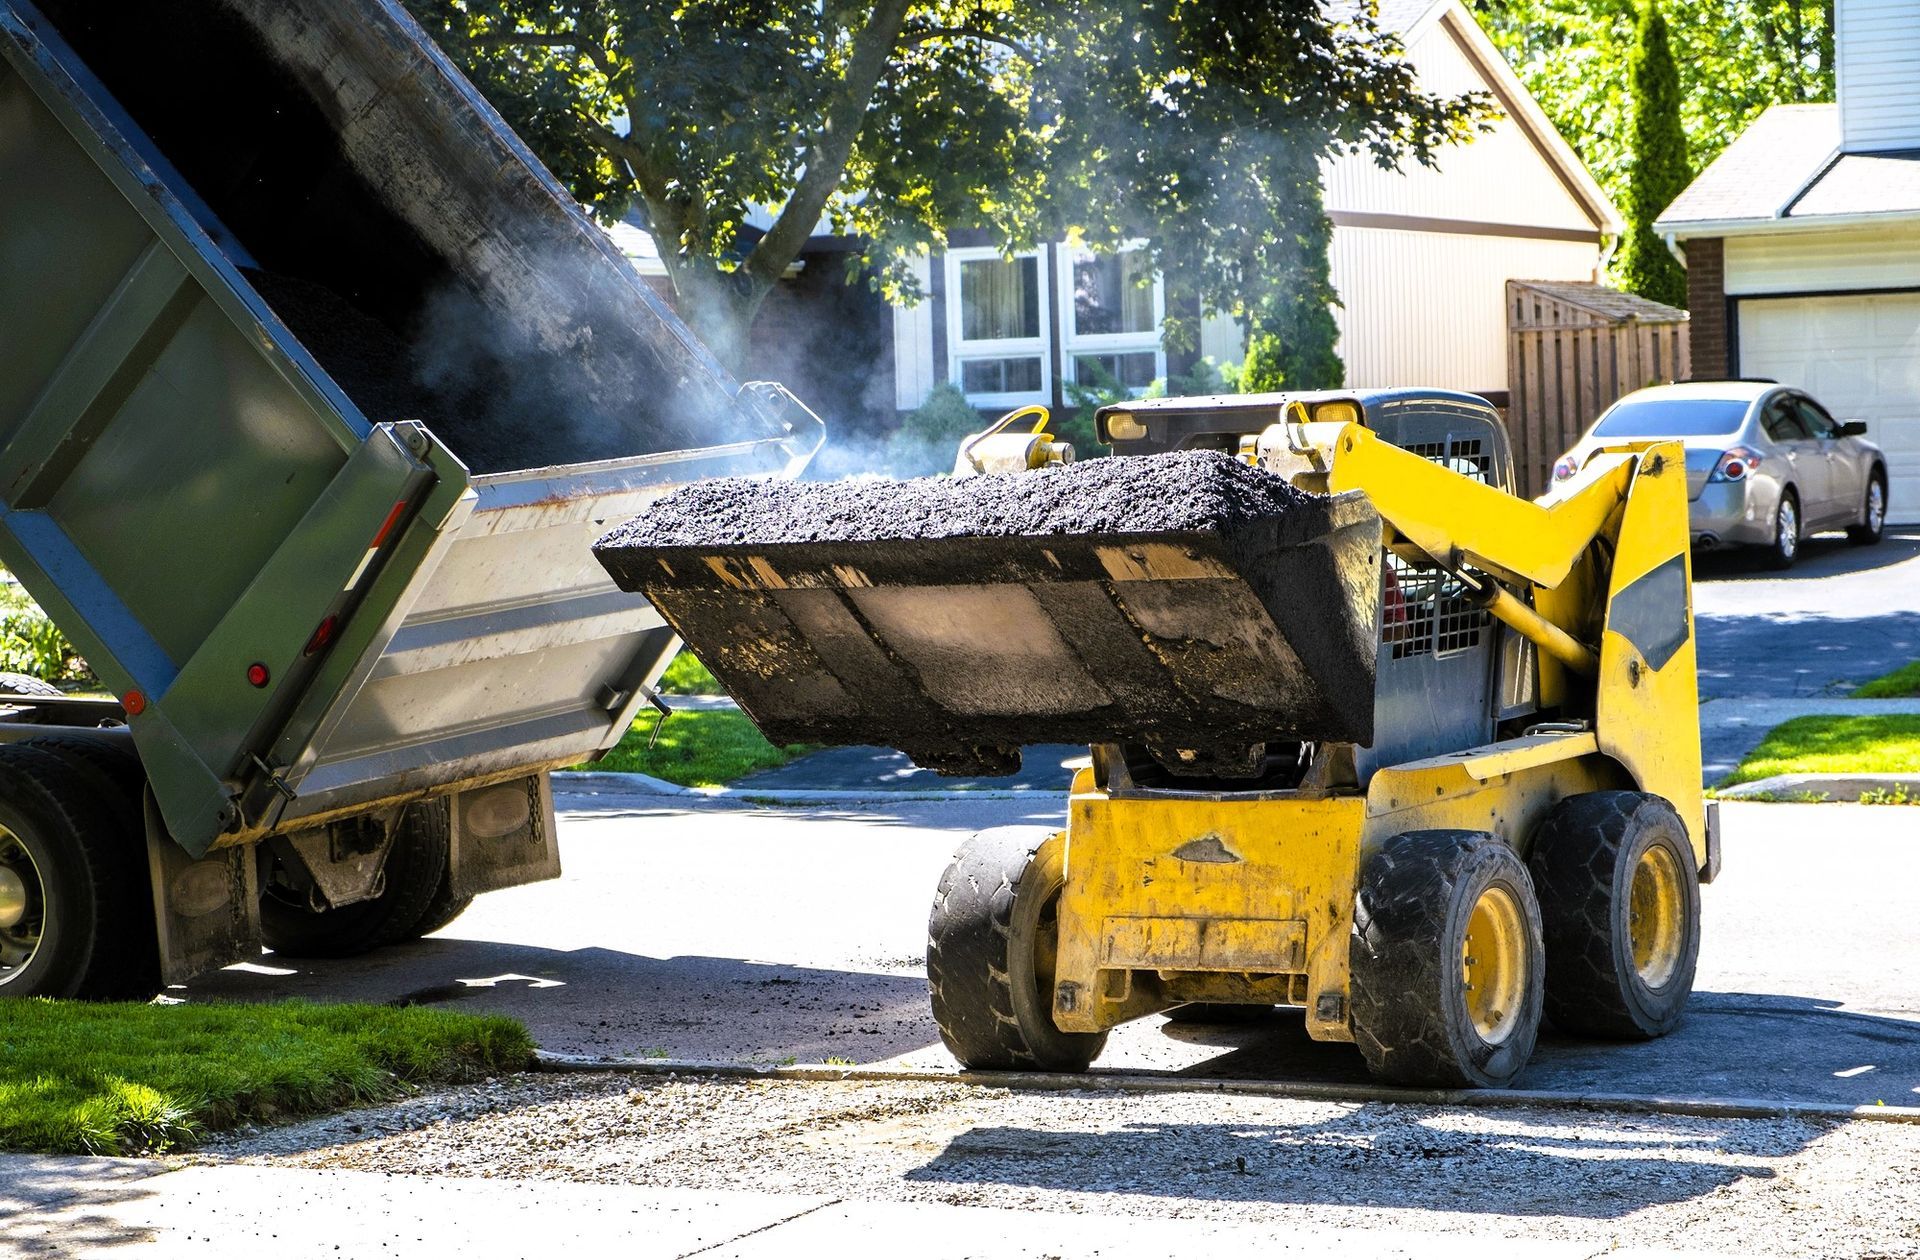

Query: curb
[
  {"left": 551, "top": 770, "right": 1051, "bottom": 806},
  {"left": 531, "top": 1051, "right": 1920, "bottom": 1127},
  {"left": 1715, "top": 772, "right": 1920, "bottom": 802}
]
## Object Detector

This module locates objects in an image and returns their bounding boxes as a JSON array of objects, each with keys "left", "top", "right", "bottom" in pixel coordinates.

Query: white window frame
[
  {"left": 945, "top": 246, "right": 1052, "bottom": 410},
  {"left": 1058, "top": 241, "right": 1165, "bottom": 398}
]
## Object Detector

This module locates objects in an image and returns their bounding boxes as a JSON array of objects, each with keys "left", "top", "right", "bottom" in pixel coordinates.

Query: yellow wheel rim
[
  {"left": 1629, "top": 844, "right": 1685, "bottom": 989},
  {"left": 1462, "top": 885, "right": 1527, "bottom": 1045}
]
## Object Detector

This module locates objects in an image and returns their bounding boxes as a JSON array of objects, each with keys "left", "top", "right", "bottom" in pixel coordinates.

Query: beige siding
[
  {"left": 1724, "top": 224, "right": 1920, "bottom": 294},
  {"left": 1322, "top": 19, "right": 1595, "bottom": 232},
  {"left": 1331, "top": 228, "right": 1598, "bottom": 391},
  {"left": 892, "top": 254, "right": 935, "bottom": 410},
  {"left": 1838, "top": 0, "right": 1920, "bottom": 153}
]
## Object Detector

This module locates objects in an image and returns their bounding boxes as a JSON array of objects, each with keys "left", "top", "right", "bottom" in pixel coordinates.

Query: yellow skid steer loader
[{"left": 595, "top": 388, "right": 1714, "bottom": 1088}]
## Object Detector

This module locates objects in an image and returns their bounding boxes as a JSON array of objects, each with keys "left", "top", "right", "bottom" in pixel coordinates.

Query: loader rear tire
[
  {"left": 1350, "top": 831, "right": 1545, "bottom": 1088},
  {"left": 261, "top": 801, "right": 449, "bottom": 959},
  {"left": 928, "top": 827, "right": 1107, "bottom": 1073},
  {"left": 1527, "top": 791, "right": 1699, "bottom": 1040}
]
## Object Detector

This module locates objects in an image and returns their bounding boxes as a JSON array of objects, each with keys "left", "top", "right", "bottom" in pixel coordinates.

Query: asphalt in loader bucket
[{"left": 594, "top": 451, "right": 1383, "bottom": 777}]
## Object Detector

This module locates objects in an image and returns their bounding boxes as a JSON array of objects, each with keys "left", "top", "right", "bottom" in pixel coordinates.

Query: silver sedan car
[{"left": 1550, "top": 381, "right": 1887, "bottom": 569}]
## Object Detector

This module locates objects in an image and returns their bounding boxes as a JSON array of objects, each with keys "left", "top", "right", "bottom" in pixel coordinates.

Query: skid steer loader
[{"left": 594, "top": 389, "right": 1714, "bottom": 1088}]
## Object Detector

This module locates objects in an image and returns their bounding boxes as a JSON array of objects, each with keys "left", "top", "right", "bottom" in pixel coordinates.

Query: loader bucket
[{"left": 594, "top": 452, "right": 1384, "bottom": 777}]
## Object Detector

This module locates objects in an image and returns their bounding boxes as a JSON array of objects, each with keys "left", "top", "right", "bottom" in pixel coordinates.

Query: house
[
  {"left": 1655, "top": 0, "right": 1920, "bottom": 518},
  {"left": 890, "top": 0, "right": 1624, "bottom": 420}
]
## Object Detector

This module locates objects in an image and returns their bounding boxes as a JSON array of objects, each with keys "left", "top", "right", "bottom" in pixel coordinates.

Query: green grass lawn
[
  {"left": 1853, "top": 662, "right": 1920, "bottom": 698},
  {"left": 0, "top": 1000, "right": 532, "bottom": 1155},
  {"left": 658, "top": 650, "right": 721, "bottom": 695},
  {"left": 588, "top": 707, "right": 814, "bottom": 786},
  {"left": 1722, "top": 714, "right": 1920, "bottom": 787}
]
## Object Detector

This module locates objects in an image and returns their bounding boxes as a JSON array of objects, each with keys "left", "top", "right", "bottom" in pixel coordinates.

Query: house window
[
  {"left": 1061, "top": 244, "right": 1164, "bottom": 397},
  {"left": 946, "top": 248, "right": 1050, "bottom": 408}
]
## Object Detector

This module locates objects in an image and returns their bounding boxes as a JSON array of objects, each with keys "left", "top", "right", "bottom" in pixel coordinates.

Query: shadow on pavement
[
  {"left": 1695, "top": 609, "right": 1920, "bottom": 699},
  {"left": 1134, "top": 993, "right": 1920, "bottom": 1108},
  {"left": 902, "top": 1106, "right": 1796, "bottom": 1219},
  {"left": 0, "top": 1158, "right": 160, "bottom": 1255},
  {"left": 1694, "top": 528, "right": 1920, "bottom": 582},
  {"left": 182, "top": 939, "right": 940, "bottom": 1064}
]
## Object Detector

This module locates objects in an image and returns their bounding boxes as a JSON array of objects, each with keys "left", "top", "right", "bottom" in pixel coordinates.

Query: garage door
[{"left": 1739, "top": 292, "right": 1920, "bottom": 521}]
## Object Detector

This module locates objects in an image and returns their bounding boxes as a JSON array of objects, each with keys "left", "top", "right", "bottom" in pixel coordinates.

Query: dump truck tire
[
  {"left": 1527, "top": 791, "right": 1700, "bottom": 1040},
  {"left": 0, "top": 745, "right": 152, "bottom": 999},
  {"left": 928, "top": 827, "right": 1107, "bottom": 1073},
  {"left": 17, "top": 736, "right": 158, "bottom": 997},
  {"left": 1350, "top": 831, "right": 1545, "bottom": 1088},
  {"left": 403, "top": 871, "right": 474, "bottom": 941},
  {"left": 261, "top": 802, "right": 449, "bottom": 959},
  {"left": 0, "top": 673, "right": 62, "bottom": 698}
]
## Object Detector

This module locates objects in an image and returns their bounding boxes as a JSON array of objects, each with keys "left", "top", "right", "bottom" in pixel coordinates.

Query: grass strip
[
  {"left": 587, "top": 707, "right": 813, "bottom": 786},
  {"left": 1721, "top": 714, "right": 1920, "bottom": 786},
  {"left": 1853, "top": 661, "right": 1920, "bottom": 698},
  {"left": 658, "top": 651, "right": 721, "bottom": 695},
  {"left": 0, "top": 999, "right": 532, "bottom": 1155}
]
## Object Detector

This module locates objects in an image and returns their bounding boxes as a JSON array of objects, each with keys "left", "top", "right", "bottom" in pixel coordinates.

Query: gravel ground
[{"left": 203, "top": 1073, "right": 1920, "bottom": 1257}]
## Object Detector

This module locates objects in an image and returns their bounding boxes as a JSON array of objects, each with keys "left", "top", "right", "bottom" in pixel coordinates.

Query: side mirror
[{"left": 1839, "top": 420, "right": 1869, "bottom": 437}]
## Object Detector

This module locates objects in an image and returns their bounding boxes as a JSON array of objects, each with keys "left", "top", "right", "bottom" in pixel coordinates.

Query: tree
[
  {"left": 406, "top": 1, "right": 1487, "bottom": 374},
  {"left": 1471, "top": 0, "right": 1833, "bottom": 218},
  {"left": 1617, "top": 3, "right": 1690, "bottom": 306}
]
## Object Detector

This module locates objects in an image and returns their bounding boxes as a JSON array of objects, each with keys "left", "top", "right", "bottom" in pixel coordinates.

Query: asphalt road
[
  {"left": 1692, "top": 526, "right": 1920, "bottom": 700},
  {"left": 185, "top": 793, "right": 1920, "bottom": 1109}
]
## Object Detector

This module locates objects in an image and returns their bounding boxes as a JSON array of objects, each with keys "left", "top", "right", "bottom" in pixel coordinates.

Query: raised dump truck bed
[{"left": 0, "top": 0, "right": 818, "bottom": 993}]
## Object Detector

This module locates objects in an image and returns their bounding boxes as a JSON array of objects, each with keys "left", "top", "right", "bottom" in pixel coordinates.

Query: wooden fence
[{"left": 1505, "top": 281, "right": 1690, "bottom": 498}]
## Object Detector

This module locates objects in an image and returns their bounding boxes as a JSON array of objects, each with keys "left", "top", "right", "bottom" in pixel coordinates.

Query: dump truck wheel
[
  {"left": 1527, "top": 791, "right": 1700, "bottom": 1040},
  {"left": 0, "top": 673, "right": 62, "bottom": 698},
  {"left": 0, "top": 746, "right": 150, "bottom": 999},
  {"left": 1350, "top": 831, "right": 1545, "bottom": 1088},
  {"left": 403, "top": 869, "right": 474, "bottom": 941},
  {"left": 18, "top": 736, "right": 158, "bottom": 997},
  {"left": 928, "top": 827, "right": 1107, "bottom": 1073},
  {"left": 261, "top": 802, "right": 449, "bottom": 959}
]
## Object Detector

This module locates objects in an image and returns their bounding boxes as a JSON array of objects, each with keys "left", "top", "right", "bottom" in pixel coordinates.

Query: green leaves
[
  {"left": 1618, "top": 2, "right": 1690, "bottom": 307},
  {"left": 405, "top": 0, "right": 1484, "bottom": 374},
  {"left": 1473, "top": 0, "right": 1834, "bottom": 247}
]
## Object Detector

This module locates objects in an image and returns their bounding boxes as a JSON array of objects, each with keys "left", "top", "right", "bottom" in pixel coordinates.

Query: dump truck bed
[{"left": 0, "top": 0, "right": 818, "bottom": 854}]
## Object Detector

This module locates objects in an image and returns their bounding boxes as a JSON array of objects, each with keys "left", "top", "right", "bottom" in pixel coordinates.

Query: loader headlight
[
  {"left": 1103, "top": 412, "right": 1146, "bottom": 442},
  {"left": 1311, "top": 401, "right": 1361, "bottom": 425}
]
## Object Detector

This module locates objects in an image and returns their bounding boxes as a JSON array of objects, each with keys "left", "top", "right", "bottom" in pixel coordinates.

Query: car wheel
[
  {"left": 1848, "top": 472, "right": 1887, "bottom": 547},
  {"left": 1765, "top": 491, "right": 1799, "bottom": 570}
]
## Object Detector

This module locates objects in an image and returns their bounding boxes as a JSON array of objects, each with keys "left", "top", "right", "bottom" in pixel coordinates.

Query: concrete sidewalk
[{"left": 0, "top": 1156, "right": 1769, "bottom": 1260}]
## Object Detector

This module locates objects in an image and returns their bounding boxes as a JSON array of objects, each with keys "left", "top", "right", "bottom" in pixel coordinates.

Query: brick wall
[{"left": 1684, "top": 237, "right": 1728, "bottom": 379}]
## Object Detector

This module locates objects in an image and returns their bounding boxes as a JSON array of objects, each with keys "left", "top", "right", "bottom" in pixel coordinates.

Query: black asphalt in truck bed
[{"left": 604, "top": 450, "right": 1322, "bottom": 549}]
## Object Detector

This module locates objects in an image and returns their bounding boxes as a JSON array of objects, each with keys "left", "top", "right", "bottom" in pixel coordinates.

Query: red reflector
[
  {"left": 370, "top": 500, "right": 409, "bottom": 549},
  {"left": 304, "top": 615, "right": 339, "bottom": 657},
  {"left": 121, "top": 689, "right": 147, "bottom": 716},
  {"left": 246, "top": 662, "right": 270, "bottom": 688}
]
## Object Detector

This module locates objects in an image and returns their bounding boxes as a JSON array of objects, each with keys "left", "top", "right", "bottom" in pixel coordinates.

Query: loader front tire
[
  {"left": 1350, "top": 831, "right": 1545, "bottom": 1088},
  {"left": 1527, "top": 791, "right": 1700, "bottom": 1040},
  {"left": 928, "top": 827, "right": 1107, "bottom": 1073}
]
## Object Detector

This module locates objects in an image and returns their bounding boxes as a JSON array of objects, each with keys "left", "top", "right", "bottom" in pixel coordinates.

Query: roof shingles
[{"left": 1656, "top": 105, "right": 1837, "bottom": 230}]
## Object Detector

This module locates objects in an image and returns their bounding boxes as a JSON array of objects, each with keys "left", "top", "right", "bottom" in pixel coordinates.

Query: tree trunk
[{"left": 660, "top": 257, "right": 769, "bottom": 377}]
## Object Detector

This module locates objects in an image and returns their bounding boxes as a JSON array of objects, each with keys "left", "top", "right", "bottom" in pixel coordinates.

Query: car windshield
[{"left": 1592, "top": 397, "right": 1750, "bottom": 437}]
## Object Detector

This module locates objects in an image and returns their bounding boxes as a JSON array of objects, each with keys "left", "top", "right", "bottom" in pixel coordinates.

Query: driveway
[
  {"left": 1692, "top": 527, "right": 1920, "bottom": 699},
  {"left": 185, "top": 791, "right": 1920, "bottom": 1110}
]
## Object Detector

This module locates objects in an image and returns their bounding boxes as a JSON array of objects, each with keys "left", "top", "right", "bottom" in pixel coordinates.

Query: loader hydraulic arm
[{"left": 1254, "top": 418, "right": 1646, "bottom": 676}]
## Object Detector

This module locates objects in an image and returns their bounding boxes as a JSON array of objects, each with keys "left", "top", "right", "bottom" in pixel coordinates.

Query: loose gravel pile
[
  {"left": 605, "top": 450, "right": 1321, "bottom": 549},
  {"left": 203, "top": 1073, "right": 1920, "bottom": 1257}
]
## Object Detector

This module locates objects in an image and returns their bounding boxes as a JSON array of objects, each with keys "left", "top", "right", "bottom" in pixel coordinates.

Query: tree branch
[
  {"left": 741, "top": 0, "right": 915, "bottom": 290},
  {"left": 466, "top": 29, "right": 613, "bottom": 79},
  {"left": 899, "top": 25, "right": 1034, "bottom": 60}
]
